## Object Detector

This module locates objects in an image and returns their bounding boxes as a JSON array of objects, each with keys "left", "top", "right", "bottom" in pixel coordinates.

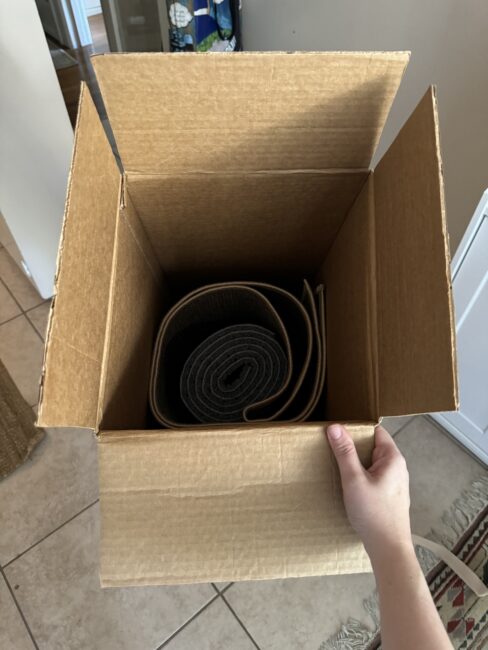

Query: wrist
[{"left": 366, "top": 535, "right": 416, "bottom": 569}]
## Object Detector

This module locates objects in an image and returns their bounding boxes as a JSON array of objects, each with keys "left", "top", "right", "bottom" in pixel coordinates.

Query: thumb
[{"left": 327, "top": 424, "right": 364, "bottom": 482}]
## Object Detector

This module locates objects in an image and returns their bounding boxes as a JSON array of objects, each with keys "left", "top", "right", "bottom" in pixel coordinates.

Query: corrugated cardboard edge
[
  {"left": 94, "top": 177, "right": 124, "bottom": 435},
  {"left": 93, "top": 50, "right": 410, "bottom": 59},
  {"left": 37, "top": 84, "right": 86, "bottom": 428},
  {"left": 431, "top": 87, "right": 459, "bottom": 410},
  {"left": 367, "top": 175, "right": 380, "bottom": 420}
]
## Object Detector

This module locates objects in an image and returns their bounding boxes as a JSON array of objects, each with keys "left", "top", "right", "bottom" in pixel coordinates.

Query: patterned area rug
[{"left": 321, "top": 476, "right": 488, "bottom": 650}]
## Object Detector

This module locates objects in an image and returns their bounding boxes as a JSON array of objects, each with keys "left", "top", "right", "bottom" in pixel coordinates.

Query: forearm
[{"left": 370, "top": 541, "right": 452, "bottom": 650}]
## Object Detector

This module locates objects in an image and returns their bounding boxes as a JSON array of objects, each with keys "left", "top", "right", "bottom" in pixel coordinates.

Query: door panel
[{"left": 433, "top": 191, "right": 488, "bottom": 465}]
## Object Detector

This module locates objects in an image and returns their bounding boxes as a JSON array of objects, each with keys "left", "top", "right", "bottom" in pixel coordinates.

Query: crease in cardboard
[
  {"left": 96, "top": 177, "right": 123, "bottom": 433},
  {"left": 128, "top": 168, "right": 370, "bottom": 177},
  {"left": 100, "top": 483, "right": 331, "bottom": 498},
  {"left": 119, "top": 210, "right": 162, "bottom": 286},
  {"left": 120, "top": 173, "right": 127, "bottom": 209},
  {"left": 50, "top": 334, "right": 102, "bottom": 366},
  {"left": 368, "top": 173, "right": 380, "bottom": 421}
]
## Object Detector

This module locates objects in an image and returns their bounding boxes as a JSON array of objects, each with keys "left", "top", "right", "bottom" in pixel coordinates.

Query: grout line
[
  {"left": 0, "top": 567, "right": 39, "bottom": 650},
  {"left": 220, "top": 592, "right": 261, "bottom": 650},
  {"left": 0, "top": 276, "right": 27, "bottom": 314},
  {"left": 388, "top": 416, "right": 416, "bottom": 439},
  {"left": 0, "top": 311, "right": 24, "bottom": 328},
  {"left": 212, "top": 582, "right": 234, "bottom": 595},
  {"left": 24, "top": 299, "right": 51, "bottom": 316},
  {"left": 2, "top": 499, "right": 99, "bottom": 569},
  {"left": 0, "top": 275, "right": 46, "bottom": 321},
  {"left": 24, "top": 311, "right": 45, "bottom": 343},
  {"left": 156, "top": 591, "right": 221, "bottom": 649}
]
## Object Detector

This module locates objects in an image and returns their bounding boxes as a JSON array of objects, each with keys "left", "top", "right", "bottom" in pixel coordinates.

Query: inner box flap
[
  {"left": 98, "top": 423, "right": 374, "bottom": 586},
  {"left": 374, "top": 87, "right": 458, "bottom": 417},
  {"left": 91, "top": 51, "right": 409, "bottom": 174},
  {"left": 38, "top": 84, "right": 121, "bottom": 429}
]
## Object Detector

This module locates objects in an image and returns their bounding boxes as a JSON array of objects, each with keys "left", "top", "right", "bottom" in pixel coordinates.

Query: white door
[
  {"left": 432, "top": 190, "right": 488, "bottom": 466},
  {"left": 0, "top": 0, "right": 73, "bottom": 298}
]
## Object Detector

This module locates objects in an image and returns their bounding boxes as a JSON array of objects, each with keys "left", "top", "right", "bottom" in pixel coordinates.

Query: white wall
[
  {"left": 242, "top": 0, "right": 488, "bottom": 254},
  {"left": 0, "top": 0, "right": 73, "bottom": 298}
]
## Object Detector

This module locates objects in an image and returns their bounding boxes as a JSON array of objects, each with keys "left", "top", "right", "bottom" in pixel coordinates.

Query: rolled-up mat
[{"left": 150, "top": 280, "right": 325, "bottom": 427}]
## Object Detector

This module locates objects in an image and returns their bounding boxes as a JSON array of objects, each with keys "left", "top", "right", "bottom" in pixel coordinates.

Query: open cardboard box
[{"left": 37, "top": 52, "right": 458, "bottom": 587}]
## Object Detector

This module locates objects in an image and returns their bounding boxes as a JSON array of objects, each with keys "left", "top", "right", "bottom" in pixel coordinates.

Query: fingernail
[{"left": 327, "top": 424, "right": 343, "bottom": 440}]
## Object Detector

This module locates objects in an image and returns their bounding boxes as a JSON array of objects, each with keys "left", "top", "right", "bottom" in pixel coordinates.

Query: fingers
[
  {"left": 327, "top": 424, "right": 365, "bottom": 482},
  {"left": 374, "top": 425, "right": 400, "bottom": 456}
]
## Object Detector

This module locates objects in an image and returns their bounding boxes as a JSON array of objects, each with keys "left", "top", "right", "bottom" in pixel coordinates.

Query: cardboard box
[{"left": 37, "top": 52, "right": 458, "bottom": 587}]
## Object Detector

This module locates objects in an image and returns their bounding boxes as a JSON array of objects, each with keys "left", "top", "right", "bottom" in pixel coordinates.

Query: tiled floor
[{"left": 0, "top": 243, "right": 486, "bottom": 649}]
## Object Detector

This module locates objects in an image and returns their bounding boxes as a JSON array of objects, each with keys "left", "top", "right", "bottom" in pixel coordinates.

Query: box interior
[
  {"left": 89, "top": 50, "right": 413, "bottom": 432},
  {"left": 98, "top": 165, "right": 376, "bottom": 430},
  {"left": 39, "top": 51, "right": 457, "bottom": 435}
]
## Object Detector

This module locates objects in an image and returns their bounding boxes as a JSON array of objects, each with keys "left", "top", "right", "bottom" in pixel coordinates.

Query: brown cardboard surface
[
  {"left": 92, "top": 52, "right": 409, "bottom": 174},
  {"left": 126, "top": 171, "right": 367, "bottom": 280},
  {"left": 318, "top": 175, "right": 378, "bottom": 422},
  {"left": 98, "top": 423, "right": 374, "bottom": 586},
  {"left": 38, "top": 84, "right": 121, "bottom": 429},
  {"left": 374, "top": 88, "right": 458, "bottom": 416},
  {"left": 37, "top": 52, "right": 459, "bottom": 586},
  {"left": 97, "top": 190, "right": 166, "bottom": 431}
]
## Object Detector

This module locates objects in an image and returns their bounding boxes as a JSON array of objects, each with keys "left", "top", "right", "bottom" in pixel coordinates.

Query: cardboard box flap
[
  {"left": 92, "top": 52, "right": 409, "bottom": 174},
  {"left": 374, "top": 87, "right": 458, "bottom": 417},
  {"left": 38, "top": 84, "right": 121, "bottom": 429},
  {"left": 98, "top": 424, "right": 374, "bottom": 586}
]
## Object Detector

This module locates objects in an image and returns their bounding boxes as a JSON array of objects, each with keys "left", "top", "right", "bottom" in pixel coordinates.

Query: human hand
[{"left": 327, "top": 424, "right": 412, "bottom": 563}]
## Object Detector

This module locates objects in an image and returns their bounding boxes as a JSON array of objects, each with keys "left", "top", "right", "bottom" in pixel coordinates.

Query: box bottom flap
[{"left": 98, "top": 424, "right": 374, "bottom": 587}]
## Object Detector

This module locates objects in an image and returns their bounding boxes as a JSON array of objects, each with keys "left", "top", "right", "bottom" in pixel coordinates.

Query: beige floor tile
[
  {"left": 395, "top": 415, "right": 486, "bottom": 537},
  {"left": 26, "top": 301, "right": 51, "bottom": 340},
  {"left": 0, "top": 280, "right": 21, "bottom": 324},
  {"left": 0, "top": 427, "right": 98, "bottom": 565},
  {"left": 164, "top": 598, "right": 255, "bottom": 650},
  {"left": 0, "top": 315, "right": 44, "bottom": 406},
  {"left": 225, "top": 572, "right": 376, "bottom": 650},
  {"left": 381, "top": 415, "right": 413, "bottom": 436},
  {"left": 4, "top": 504, "right": 215, "bottom": 650},
  {"left": 0, "top": 249, "right": 43, "bottom": 311},
  {"left": 0, "top": 575, "right": 34, "bottom": 650}
]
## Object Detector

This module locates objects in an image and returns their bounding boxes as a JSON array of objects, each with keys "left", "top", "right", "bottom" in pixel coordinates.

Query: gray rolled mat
[
  {"left": 180, "top": 324, "right": 288, "bottom": 423},
  {"left": 149, "top": 280, "right": 326, "bottom": 427}
]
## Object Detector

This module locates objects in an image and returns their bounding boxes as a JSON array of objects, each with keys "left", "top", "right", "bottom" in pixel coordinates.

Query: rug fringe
[
  {"left": 320, "top": 474, "right": 488, "bottom": 650},
  {"left": 318, "top": 618, "right": 375, "bottom": 650}
]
